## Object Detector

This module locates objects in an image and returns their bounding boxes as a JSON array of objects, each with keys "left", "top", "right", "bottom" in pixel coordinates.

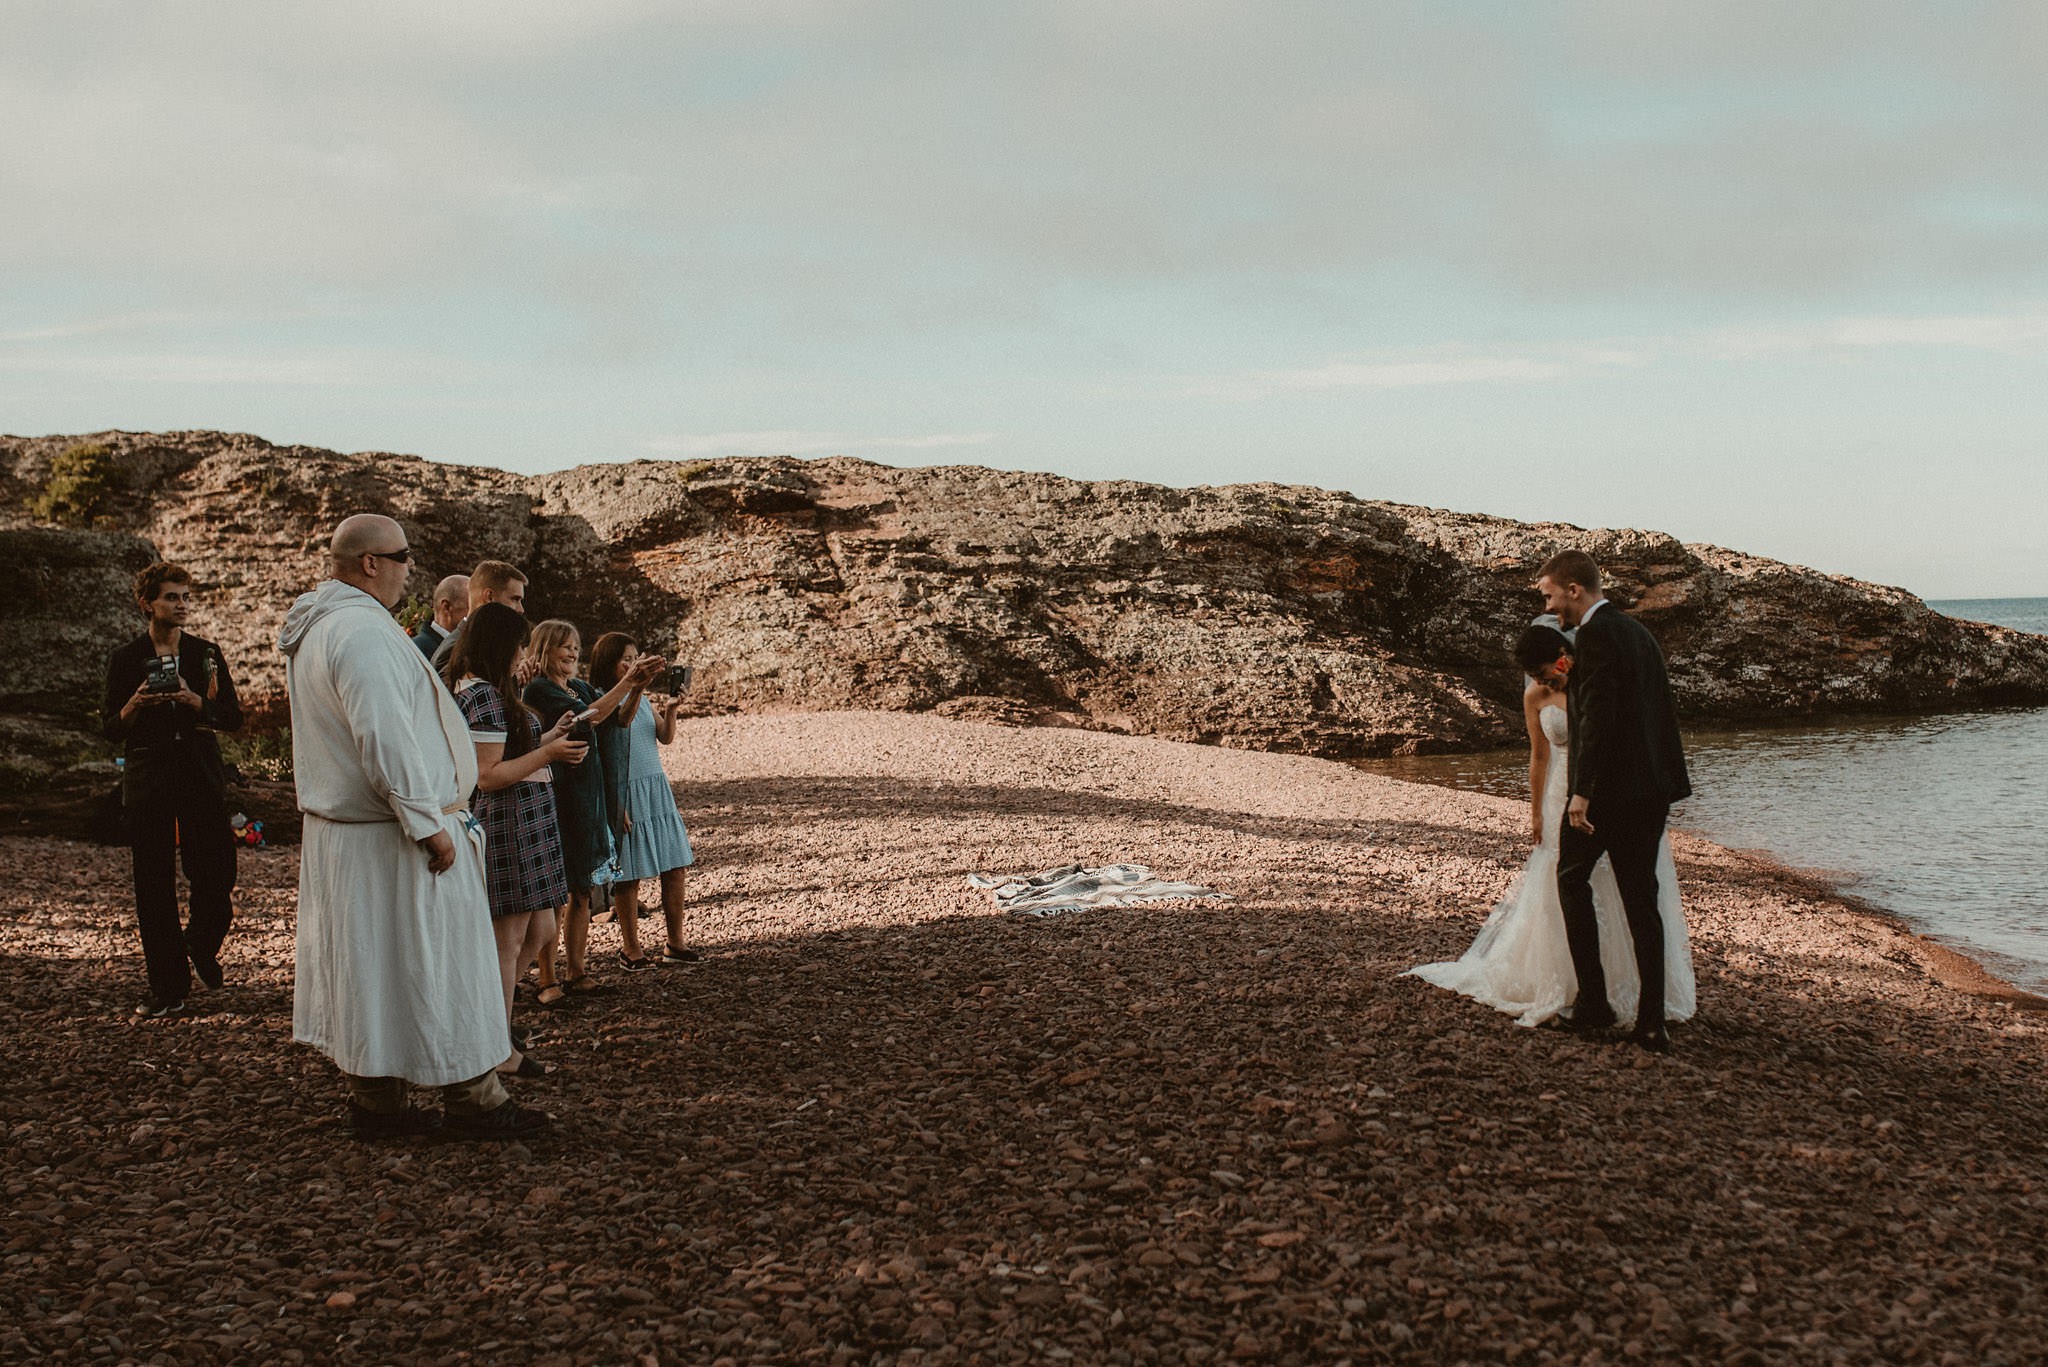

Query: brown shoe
[
  {"left": 347, "top": 1102, "right": 443, "bottom": 1141},
  {"left": 443, "top": 1100, "right": 551, "bottom": 1141}
]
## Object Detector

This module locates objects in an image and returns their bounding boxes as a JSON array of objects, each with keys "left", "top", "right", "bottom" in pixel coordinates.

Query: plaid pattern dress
[{"left": 455, "top": 679, "right": 570, "bottom": 919}]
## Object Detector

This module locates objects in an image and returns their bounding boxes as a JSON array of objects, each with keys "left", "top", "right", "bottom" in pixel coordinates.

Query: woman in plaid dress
[{"left": 445, "top": 603, "right": 587, "bottom": 1078}]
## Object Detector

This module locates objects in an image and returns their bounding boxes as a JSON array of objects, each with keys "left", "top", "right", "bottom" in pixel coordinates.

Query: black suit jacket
[
  {"left": 1565, "top": 602, "right": 1691, "bottom": 814},
  {"left": 103, "top": 631, "right": 243, "bottom": 805},
  {"left": 411, "top": 619, "right": 447, "bottom": 661},
  {"left": 430, "top": 619, "right": 465, "bottom": 674}
]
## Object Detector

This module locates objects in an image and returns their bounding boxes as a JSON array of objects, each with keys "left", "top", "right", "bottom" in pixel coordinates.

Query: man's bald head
[
  {"left": 330, "top": 514, "right": 405, "bottom": 566},
  {"left": 328, "top": 514, "right": 413, "bottom": 608},
  {"left": 432, "top": 574, "right": 470, "bottom": 630}
]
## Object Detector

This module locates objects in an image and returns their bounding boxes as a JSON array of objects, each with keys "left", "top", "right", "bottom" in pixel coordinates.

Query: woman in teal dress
[
  {"left": 589, "top": 632, "right": 699, "bottom": 968},
  {"left": 522, "top": 619, "right": 663, "bottom": 993}
]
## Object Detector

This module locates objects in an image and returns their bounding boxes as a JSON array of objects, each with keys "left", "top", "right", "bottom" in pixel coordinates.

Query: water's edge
[{"left": 1356, "top": 597, "right": 2048, "bottom": 1003}]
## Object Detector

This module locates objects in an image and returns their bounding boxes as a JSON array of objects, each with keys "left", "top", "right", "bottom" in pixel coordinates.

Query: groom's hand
[{"left": 1567, "top": 795, "right": 1594, "bottom": 834}]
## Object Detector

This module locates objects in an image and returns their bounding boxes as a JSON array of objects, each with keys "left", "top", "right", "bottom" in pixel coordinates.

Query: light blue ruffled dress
[{"left": 611, "top": 699, "right": 693, "bottom": 881}]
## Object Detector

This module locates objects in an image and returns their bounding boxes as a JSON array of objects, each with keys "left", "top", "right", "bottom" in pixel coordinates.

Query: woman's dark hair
[
  {"left": 1513, "top": 624, "right": 1572, "bottom": 678},
  {"left": 588, "top": 631, "right": 636, "bottom": 690},
  {"left": 446, "top": 602, "right": 534, "bottom": 751}
]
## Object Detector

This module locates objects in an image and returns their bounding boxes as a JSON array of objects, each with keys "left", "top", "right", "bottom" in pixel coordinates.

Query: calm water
[{"left": 1361, "top": 597, "right": 2048, "bottom": 993}]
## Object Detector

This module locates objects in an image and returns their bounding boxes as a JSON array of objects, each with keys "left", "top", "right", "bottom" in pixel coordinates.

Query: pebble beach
[{"left": 6, "top": 710, "right": 2047, "bottom": 1365}]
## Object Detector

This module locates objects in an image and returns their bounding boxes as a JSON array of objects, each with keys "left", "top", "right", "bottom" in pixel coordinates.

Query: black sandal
[
  {"left": 561, "top": 975, "right": 614, "bottom": 996},
  {"left": 617, "top": 953, "right": 654, "bottom": 972},
  {"left": 497, "top": 1052, "right": 556, "bottom": 1079},
  {"left": 534, "top": 985, "right": 580, "bottom": 1011}
]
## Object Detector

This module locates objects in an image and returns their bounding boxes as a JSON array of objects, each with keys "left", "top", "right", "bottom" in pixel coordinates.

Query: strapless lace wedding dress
[{"left": 1405, "top": 705, "right": 1696, "bottom": 1028}]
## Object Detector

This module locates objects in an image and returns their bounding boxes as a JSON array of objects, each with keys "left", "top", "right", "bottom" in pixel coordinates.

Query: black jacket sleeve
[
  {"left": 103, "top": 642, "right": 141, "bottom": 742},
  {"left": 1568, "top": 615, "right": 1622, "bottom": 802}
]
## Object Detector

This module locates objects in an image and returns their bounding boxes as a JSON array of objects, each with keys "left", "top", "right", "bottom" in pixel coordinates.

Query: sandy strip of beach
[{"left": 5, "top": 710, "right": 2046, "bottom": 1365}]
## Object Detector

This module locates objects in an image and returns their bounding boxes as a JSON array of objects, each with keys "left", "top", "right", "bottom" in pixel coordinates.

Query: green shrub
[
  {"left": 27, "top": 442, "right": 119, "bottom": 526},
  {"left": 395, "top": 593, "right": 432, "bottom": 632},
  {"left": 220, "top": 727, "right": 294, "bottom": 781}
]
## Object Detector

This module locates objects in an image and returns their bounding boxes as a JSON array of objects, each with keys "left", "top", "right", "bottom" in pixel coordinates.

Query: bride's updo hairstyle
[{"left": 1513, "top": 624, "right": 1572, "bottom": 677}]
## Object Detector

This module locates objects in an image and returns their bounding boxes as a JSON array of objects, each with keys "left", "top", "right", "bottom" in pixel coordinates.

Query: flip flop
[{"left": 561, "top": 975, "right": 614, "bottom": 997}]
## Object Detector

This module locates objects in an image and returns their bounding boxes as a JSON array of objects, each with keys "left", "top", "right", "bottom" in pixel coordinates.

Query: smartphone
[{"left": 665, "top": 665, "right": 693, "bottom": 695}]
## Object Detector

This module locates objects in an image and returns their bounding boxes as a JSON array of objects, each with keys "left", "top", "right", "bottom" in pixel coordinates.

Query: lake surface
[{"left": 1360, "top": 597, "right": 2048, "bottom": 994}]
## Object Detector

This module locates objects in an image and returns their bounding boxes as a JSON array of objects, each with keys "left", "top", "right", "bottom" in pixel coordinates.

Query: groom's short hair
[{"left": 1537, "top": 550, "right": 1601, "bottom": 592}]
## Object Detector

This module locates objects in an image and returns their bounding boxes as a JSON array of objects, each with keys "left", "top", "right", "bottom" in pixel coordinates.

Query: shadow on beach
[{"left": 5, "top": 780, "right": 2048, "bottom": 1364}]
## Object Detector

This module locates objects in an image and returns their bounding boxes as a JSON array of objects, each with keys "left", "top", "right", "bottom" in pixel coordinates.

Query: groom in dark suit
[{"left": 1538, "top": 550, "right": 1692, "bottom": 1053}]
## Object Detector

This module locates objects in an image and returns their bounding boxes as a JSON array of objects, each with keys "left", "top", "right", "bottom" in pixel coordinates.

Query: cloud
[
  {"left": 0, "top": 311, "right": 212, "bottom": 343},
  {"left": 1188, "top": 303, "right": 2048, "bottom": 398},
  {"left": 0, "top": 346, "right": 479, "bottom": 387},
  {"left": 5, "top": 0, "right": 2048, "bottom": 367},
  {"left": 11, "top": 1, "right": 2043, "bottom": 339},
  {"left": 1703, "top": 309, "right": 2048, "bottom": 357},
  {"left": 643, "top": 430, "right": 997, "bottom": 457},
  {"left": 1183, "top": 346, "right": 1647, "bottom": 400}
]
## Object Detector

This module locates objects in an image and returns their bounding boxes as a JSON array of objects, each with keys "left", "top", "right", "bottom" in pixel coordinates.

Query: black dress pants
[
  {"left": 1555, "top": 801, "right": 1669, "bottom": 1029},
  {"left": 128, "top": 781, "right": 237, "bottom": 1004}
]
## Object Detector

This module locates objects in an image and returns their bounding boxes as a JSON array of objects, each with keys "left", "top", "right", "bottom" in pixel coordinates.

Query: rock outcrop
[
  {"left": 3, "top": 524, "right": 159, "bottom": 717},
  {"left": 7, "top": 429, "right": 2045, "bottom": 758}
]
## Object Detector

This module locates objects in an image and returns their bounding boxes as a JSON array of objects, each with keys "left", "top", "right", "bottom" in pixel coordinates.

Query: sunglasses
[{"left": 366, "top": 547, "right": 414, "bottom": 564}]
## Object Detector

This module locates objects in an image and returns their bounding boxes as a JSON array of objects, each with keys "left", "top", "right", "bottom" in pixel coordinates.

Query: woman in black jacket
[{"left": 103, "top": 561, "right": 243, "bottom": 1019}]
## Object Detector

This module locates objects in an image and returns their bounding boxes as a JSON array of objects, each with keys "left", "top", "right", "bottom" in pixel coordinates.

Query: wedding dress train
[{"left": 1405, "top": 705, "right": 1696, "bottom": 1028}]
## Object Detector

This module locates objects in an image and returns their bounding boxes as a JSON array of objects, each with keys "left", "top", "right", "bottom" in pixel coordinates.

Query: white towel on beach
[{"left": 968, "top": 863, "right": 1230, "bottom": 919}]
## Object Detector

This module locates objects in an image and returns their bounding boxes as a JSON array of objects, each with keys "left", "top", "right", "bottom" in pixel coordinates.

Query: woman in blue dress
[{"left": 589, "top": 633, "right": 699, "bottom": 968}]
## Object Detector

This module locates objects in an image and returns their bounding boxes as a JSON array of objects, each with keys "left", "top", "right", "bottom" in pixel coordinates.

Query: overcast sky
[{"left": 6, "top": 1, "right": 2047, "bottom": 597}]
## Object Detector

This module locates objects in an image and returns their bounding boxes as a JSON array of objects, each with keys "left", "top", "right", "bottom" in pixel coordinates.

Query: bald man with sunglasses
[{"left": 280, "top": 515, "right": 549, "bottom": 1140}]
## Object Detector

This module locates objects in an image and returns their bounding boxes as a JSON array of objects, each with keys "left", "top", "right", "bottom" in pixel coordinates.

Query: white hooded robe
[{"left": 279, "top": 580, "right": 504, "bottom": 1085}]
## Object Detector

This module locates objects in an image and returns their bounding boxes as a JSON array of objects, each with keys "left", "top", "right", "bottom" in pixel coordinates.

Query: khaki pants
[{"left": 345, "top": 1071, "right": 508, "bottom": 1116}]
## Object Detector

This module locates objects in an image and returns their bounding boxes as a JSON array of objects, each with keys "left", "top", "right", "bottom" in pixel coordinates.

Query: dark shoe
[
  {"left": 134, "top": 996, "right": 189, "bottom": 1020},
  {"left": 1542, "top": 1014, "right": 1609, "bottom": 1037},
  {"left": 618, "top": 953, "right": 655, "bottom": 972},
  {"left": 1627, "top": 1025, "right": 1673, "bottom": 1055},
  {"left": 659, "top": 945, "right": 702, "bottom": 965},
  {"left": 347, "top": 1102, "right": 443, "bottom": 1141},
  {"left": 510, "top": 1024, "right": 533, "bottom": 1053},
  {"left": 1559, "top": 1004, "right": 1617, "bottom": 1034},
  {"left": 560, "top": 975, "right": 614, "bottom": 997},
  {"left": 444, "top": 1100, "right": 551, "bottom": 1141},
  {"left": 188, "top": 950, "right": 224, "bottom": 992}
]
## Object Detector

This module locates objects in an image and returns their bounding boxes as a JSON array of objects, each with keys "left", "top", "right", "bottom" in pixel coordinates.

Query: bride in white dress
[{"left": 1406, "top": 623, "right": 1696, "bottom": 1029}]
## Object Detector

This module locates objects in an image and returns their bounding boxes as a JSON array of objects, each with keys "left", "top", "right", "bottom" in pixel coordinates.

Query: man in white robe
[{"left": 280, "top": 514, "right": 549, "bottom": 1140}]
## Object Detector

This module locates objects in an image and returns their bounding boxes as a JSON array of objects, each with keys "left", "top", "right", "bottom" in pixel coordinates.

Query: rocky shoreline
[
  {"left": 9, "top": 429, "right": 2048, "bottom": 759},
  {"left": 5, "top": 712, "right": 2046, "bottom": 1364}
]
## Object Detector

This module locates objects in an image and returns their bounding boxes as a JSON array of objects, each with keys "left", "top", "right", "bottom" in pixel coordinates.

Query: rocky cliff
[{"left": 7, "top": 429, "right": 2045, "bottom": 758}]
